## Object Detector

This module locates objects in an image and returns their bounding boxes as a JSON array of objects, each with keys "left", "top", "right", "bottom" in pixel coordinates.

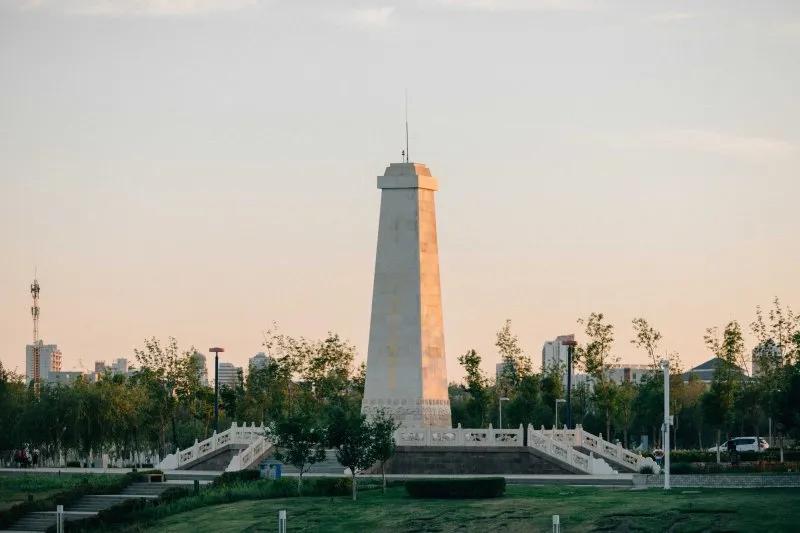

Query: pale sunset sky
[{"left": 1, "top": 0, "right": 798, "bottom": 380}]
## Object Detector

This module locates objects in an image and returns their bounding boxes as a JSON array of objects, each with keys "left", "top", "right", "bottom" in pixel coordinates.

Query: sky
[{"left": 1, "top": 0, "right": 799, "bottom": 381}]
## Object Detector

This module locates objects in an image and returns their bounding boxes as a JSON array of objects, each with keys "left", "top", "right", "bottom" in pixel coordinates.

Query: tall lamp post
[
  {"left": 209, "top": 347, "right": 224, "bottom": 433},
  {"left": 555, "top": 398, "right": 566, "bottom": 430},
  {"left": 660, "top": 359, "right": 671, "bottom": 490},
  {"left": 563, "top": 338, "right": 577, "bottom": 429},
  {"left": 498, "top": 397, "right": 510, "bottom": 429}
]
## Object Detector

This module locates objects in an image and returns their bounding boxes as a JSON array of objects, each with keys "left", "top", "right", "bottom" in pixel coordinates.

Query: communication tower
[{"left": 31, "top": 277, "right": 41, "bottom": 394}]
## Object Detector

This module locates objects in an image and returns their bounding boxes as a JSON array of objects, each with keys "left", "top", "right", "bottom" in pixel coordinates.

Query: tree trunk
[
  {"left": 352, "top": 473, "right": 357, "bottom": 501},
  {"left": 698, "top": 429, "right": 703, "bottom": 450},
  {"left": 605, "top": 410, "right": 611, "bottom": 443},
  {"left": 298, "top": 471, "right": 303, "bottom": 495},
  {"left": 381, "top": 462, "right": 386, "bottom": 494},
  {"left": 716, "top": 429, "right": 721, "bottom": 464}
]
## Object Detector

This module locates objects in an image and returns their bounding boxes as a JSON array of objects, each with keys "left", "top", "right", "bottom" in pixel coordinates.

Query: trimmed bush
[
  {"left": 212, "top": 470, "right": 261, "bottom": 487},
  {"left": 405, "top": 478, "right": 505, "bottom": 499}
]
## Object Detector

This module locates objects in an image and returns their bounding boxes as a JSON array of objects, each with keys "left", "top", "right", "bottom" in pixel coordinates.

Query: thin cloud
[
  {"left": 7, "top": 0, "right": 261, "bottom": 16},
  {"left": 615, "top": 129, "right": 796, "bottom": 159},
  {"left": 346, "top": 6, "right": 395, "bottom": 29},
  {"left": 650, "top": 12, "right": 698, "bottom": 23},
  {"left": 433, "top": 0, "right": 599, "bottom": 12}
]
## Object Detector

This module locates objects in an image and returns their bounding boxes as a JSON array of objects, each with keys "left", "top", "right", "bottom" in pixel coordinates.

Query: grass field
[
  {"left": 0, "top": 473, "right": 124, "bottom": 511},
  {"left": 115, "top": 483, "right": 800, "bottom": 532}
]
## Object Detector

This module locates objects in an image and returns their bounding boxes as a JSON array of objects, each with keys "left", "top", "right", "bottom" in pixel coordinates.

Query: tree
[
  {"left": 576, "top": 313, "right": 618, "bottom": 439},
  {"left": 457, "top": 349, "right": 490, "bottom": 427},
  {"left": 613, "top": 381, "right": 637, "bottom": 448},
  {"left": 327, "top": 407, "right": 375, "bottom": 501},
  {"left": 370, "top": 409, "right": 400, "bottom": 493},
  {"left": 495, "top": 320, "right": 531, "bottom": 393},
  {"left": 703, "top": 321, "right": 745, "bottom": 457},
  {"left": 271, "top": 415, "right": 327, "bottom": 495},
  {"left": 631, "top": 318, "right": 663, "bottom": 370}
]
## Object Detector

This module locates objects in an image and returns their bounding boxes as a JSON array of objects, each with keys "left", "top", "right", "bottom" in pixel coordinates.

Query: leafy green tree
[
  {"left": 370, "top": 408, "right": 400, "bottom": 493},
  {"left": 576, "top": 313, "right": 618, "bottom": 439},
  {"left": 327, "top": 407, "right": 374, "bottom": 501},
  {"left": 271, "top": 414, "right": 327, "bottom": 495},
  {"left": 457, "top": 349, "right": 491, "bottom": 427},
  {"left": 495, "top": 320, "right": 531, "bottom": 394}
]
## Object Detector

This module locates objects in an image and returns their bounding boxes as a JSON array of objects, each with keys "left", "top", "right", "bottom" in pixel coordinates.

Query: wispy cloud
[
  {"left": 649, "top": 11, "right": 698, "bottom": 23},
  {"left": 7, "top": 0, "right": 261, "bottom": 17},
  {"left": 432, "top": 0, "right": 598, "bottom": 12},
  {"left": 346, "top": 6, "right": 395, "bottom": 29},
  {"left": 614, "top": 129, "right": 796, "bottom": 159}
]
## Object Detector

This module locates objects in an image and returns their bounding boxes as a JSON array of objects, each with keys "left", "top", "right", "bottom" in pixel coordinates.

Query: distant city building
[
  {"left": 110, "top": 358, "right": 128, "bottom": 374},
  {"left": 606, "top": 364, "right": 654, "bottom": 385},
  {"left": 94, "top": 361, "right": 107, "bottom": 373},
  {"left": 682, "top": 358, "right": 748, "bottom": 384},
  {"left": 190, "top": 352, "right": 209, "bottom": 386},
  {"left": 217, "top": 362, "right": 242, "bottom": 390},
  {"left": 249, "top": 352, "right": 271, "bottom": 372},
  {"left": 49, "top": 370, "right": 84, "bottom": 385},
  {"left": 542, "top": 335, "right": 574, "bottom": 373},
  {"left": 25, "top": 342, "right": 62, "bottom": 384},
  {"left": 495, "top": 361, "right": 513, "bottom": 382}
]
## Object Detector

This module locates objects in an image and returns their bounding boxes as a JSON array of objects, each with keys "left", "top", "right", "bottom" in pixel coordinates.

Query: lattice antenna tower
[{"left": 31, "top": 274, "right": 41, "bottom": 395}]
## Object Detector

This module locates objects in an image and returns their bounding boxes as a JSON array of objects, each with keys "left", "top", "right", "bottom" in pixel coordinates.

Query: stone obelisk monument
[{"left": 361, "top": 162, "right": 451, "bottom": 428}]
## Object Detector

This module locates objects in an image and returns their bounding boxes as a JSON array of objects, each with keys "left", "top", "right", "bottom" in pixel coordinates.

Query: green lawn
[
  {"left": 120, "top": 484, "right": 800, "bottom": 532},
  {"left": 0, "top": 473, "right": 124, "bottom": 511}
]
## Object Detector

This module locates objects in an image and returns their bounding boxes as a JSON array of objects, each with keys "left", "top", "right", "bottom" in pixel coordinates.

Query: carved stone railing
[
  {"left": 541, "top": 424, "right": 658, "bottom": 473},
  {"left": 159, "top": 422, "right": 267, "bottom": 470},
  {"left": 226, "top": 435, "right": 272, "bottom": 472},
  {"left": 527, "top": 426, "right": 616, "bottom": 475},
  {"left": 395, "top": 424, "right": 524, "bottom": 447}
]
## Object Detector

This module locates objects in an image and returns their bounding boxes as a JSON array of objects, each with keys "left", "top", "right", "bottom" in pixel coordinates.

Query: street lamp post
[
  {"left": 563, "top": 338, "right": 577, "bottom": 429},
  {"left": 555, "top": 398, "right": 566, "bottom": 430},
  {"left": 661, "top": 359, "right": 671, "bottom": 490},
  {"left": 209, "top": 347, "right": 224, "bottom": 433},
  {"left": 499, "top": 397, "right": 510, "bottom": 429}
]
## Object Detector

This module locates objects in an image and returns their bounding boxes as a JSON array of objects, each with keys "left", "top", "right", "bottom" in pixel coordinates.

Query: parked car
[{"left": 708, "top": 437, "right": 769, "bottom": 453}]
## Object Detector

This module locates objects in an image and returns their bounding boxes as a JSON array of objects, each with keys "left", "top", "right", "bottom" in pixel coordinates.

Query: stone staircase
[
  {"left": 280, "top": 450, "right": 345, "bottom": 475},
  {"left": 159, "top": 422, "right": 269, "bottom": 472},
  {"left": 3, "top": 482, "right": 171, "bottom": 533},
  {"left": 541, "top": 425, "right": 659, "bottom": 474}
]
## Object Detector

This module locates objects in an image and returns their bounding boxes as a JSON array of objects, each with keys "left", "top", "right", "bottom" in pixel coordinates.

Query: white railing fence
[
  {"left": 158, "top": 422, "right": 267, "bottom": 470},
  {"left": 226, "top": 435, "right": 272, "bottom": 472},
  {"left": 541, "top": 425, "right": 658, "bottom": 473}
]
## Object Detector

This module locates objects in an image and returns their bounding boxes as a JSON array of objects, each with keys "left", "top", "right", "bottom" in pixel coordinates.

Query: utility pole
[{"left": 209, "top": 347, "right": 224, "bottom": 433}]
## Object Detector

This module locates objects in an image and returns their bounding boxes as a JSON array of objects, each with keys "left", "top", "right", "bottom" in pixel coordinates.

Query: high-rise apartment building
[
  {"left": 25, "top": 342, "right": 62, "bottom": 384},
  {"left": 217, "top": 362, "right": 242, "bottom": 390}
]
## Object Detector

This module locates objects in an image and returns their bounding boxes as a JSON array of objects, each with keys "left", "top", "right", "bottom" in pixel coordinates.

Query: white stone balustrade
[
  {"left": 395, "top": 424, "right": 524, "bottom": 447},
  {"left": 158, "top": 422, "right": 267, "bottom": 470},
  {"left": 541, "top": 424, "right": 658, "bottom": 474},
  {"left": 226, "top": 435, "right": 272, "bottom": 472}
]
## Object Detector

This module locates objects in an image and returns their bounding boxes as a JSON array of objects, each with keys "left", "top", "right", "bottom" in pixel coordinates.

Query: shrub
[
  {"left": 638, "top": 464, "right": 655, "bottom": 474},
  {"left": 307, "top": 477, "right": 351, "bottom": 496},
  {"left": 405, "top": 478, "right": 505, "bottom": 499},
  {"left": 212, "top": 470, "right": 261, "bottom": 487}
]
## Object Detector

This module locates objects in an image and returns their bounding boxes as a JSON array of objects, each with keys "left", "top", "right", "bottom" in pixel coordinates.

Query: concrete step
[{"left": 279, "top": 451, "right": 345, "bottom": 474}]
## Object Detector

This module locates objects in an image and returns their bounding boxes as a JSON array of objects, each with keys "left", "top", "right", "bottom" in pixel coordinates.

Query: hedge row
[
  {"left": 645, "top": 449, "right": 800, "bottom": 463},
  {"left": 405, "top": 478, "right": 506, "bottom": 499},
  {"left": 670, "top": 462, "right": 800, "bottom": 475}
]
